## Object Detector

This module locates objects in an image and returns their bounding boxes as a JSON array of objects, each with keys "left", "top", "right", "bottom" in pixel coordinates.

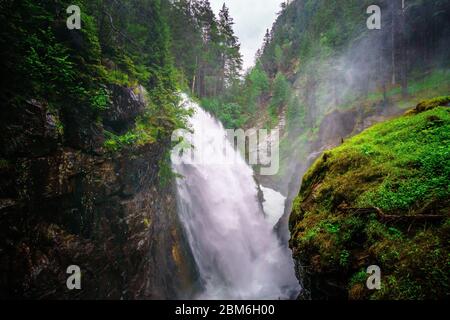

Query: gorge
[{"left": 0, "top": 0, "right": 449, "bottom": 301}]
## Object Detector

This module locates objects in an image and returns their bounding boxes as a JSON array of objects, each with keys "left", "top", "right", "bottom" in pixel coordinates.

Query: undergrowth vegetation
[{"left": 0, "top": 0, "right": 188, "bottom": 156}]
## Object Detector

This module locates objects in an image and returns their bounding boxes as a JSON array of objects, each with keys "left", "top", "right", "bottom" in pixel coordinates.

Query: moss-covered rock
[
  {"left": 289, "top": 103, "right": 450, "bottom": 300},
  {"left": 406, "top": 96, "right": 450, "bottom": 115}
]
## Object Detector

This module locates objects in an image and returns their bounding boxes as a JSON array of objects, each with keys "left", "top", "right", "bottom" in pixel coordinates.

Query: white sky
[{"left": 210, "top": 0, "right": 285, "bottom": 71}]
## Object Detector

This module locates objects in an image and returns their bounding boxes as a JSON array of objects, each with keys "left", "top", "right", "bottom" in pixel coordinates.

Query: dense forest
[
  {"left": 1, "top": 0, "right": 180, "bottom": 154},
  {"left": 0, "top": 0, "right": 246, "bottom": 154},
  {"left": 0, "top": 0, "right": 449, "bottom": 301},
  {"left": 167, "top": 0, "right": 243, "bottom": 98},
  {"left": 203, "top": 0, "right": 449, "bottom": 129}
]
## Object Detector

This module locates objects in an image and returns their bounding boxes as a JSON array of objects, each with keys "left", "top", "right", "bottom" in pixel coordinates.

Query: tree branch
[{"left": 338, "top": 206, "right": 445, "bottom": 222}]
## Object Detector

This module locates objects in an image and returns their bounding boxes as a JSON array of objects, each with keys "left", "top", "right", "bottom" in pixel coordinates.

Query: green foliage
[
  {"left": 23, "top": 29, "right": 76, "bottom": 102},
  {"left": 413, "top": 95, "right": 450, "bottom": 114},
  {"left": 260, "top": 0, "right": 370, "bottom": 76},
  {"left": 349, "top": 270, "right": 368, "bottom": 288},
  {"left": 206, "top": 62, "right": 270, "bottom": 127},
  {"left": 105, "top": 69, "right": 132, "bottom": 87},
  {"left": 201, "top": 98, "right": 247, "bottom": 129},
  {"left": 287, "top": 96, "right": 306, "bottom": 131},
  {"left": 240, "top": 0, "right": 449, "bottom": 151},
  {"left": 166, "top": 1, "right": 243, "bottom": 98},
  {"left": 322, "top": 222, "right": 340, "bottom": 234},
  {"left": 104, "top": 130, "right": 142, "bottom": 153},
  {"left": 270, "top": 73, "right": 290, "bottom": 111},
  {"left": 261, "top": 72, "right": 291, "bottom": 128},
  {"left": 91, "top": 88, "right": 111, "bottom": 112},
  {"left": 339, "top": 250, "right": 350, "bottom": 267},
  {"left": 248, "top": 63, "right": 270, "bottom": 93},
  {"left": 104, "top": 102, "right": 192, "bottom": 153},
  {"left": 158, "top": 150, "right": 182, "bottom": 188},
  {"left": 290, "top": 104, "right": 450, "bottom": 299},
  {"left": 353, "top": 107, "right": 450, "bottom": 211},
  {"left": 1, "top": 0, "right": 190, "bottom": 156}
]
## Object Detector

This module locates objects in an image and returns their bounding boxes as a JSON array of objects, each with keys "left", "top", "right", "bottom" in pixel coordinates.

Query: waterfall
[{"left": 172, "top": 95, "right": 301, "bottom": 300}]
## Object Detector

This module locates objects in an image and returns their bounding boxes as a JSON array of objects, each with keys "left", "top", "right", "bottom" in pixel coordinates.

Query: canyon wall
[{"left": 0, "top": 85, "right": 198, "bottom": 299}]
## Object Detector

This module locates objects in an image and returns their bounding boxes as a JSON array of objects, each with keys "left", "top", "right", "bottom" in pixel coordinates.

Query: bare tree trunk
[
  {"left": 192, "top": 55, "right": 198, "bottom": 95},
  {"left": 191, "top": 74, "right": 196, "bottom": 95},
  {"left": 391, "top": 12, "right": 397, "bottom": 85},
  {"left": 400, "top": 5, "right": 408, "bottom": 98},
  {"left": 379, "top": 49, "right": 388, "bottom": 105}
]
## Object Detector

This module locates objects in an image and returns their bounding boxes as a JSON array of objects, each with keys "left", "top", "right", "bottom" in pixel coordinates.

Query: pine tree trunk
[
  {"left": 400, "top": 5, "right": 408, "bottom": 97},
  {"left": 391, "top": 11, "right": 397, "bottom": 85},
  {"left": 191, "top": 74, "right": 196, "bottom": 95}
]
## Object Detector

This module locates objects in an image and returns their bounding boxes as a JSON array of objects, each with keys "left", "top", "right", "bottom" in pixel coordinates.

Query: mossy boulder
[
  {"left": 289, "top": 104, "right": 450, "bottom": 300},
  {"left": 406, "top": 96, "right": 450, "bottom": 115}
]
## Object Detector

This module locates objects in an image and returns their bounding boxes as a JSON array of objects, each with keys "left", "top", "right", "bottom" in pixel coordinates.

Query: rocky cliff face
[{"left": 0, "top": 85, "right": 198, "bottom": 299}]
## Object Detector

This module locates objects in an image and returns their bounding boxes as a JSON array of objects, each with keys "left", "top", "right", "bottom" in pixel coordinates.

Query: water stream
[{"left": 172, "top": 96, "right": 301, "bottom": 299}]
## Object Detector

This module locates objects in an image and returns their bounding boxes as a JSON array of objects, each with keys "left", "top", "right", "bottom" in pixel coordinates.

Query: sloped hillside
[{"left": 289, "top": 97, "right": 450, "bottom": 299}]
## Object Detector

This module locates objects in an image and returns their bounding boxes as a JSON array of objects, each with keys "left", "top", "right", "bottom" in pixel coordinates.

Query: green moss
[
  {"left": 413, "top": 96, "right": 450, "bottom": 114},
  {"left": 103, "top": 120, "right": 158, "bottom": 153},
  {"left": 290, "top": 103, "right": 450, "bottom": 300},
  {"left": 350, "top": 269, "right": 368, "bottom": 287}
]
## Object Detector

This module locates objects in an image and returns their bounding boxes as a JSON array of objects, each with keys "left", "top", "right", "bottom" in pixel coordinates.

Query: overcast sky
[{"left": 210, "top": 0, "right": 285, "bottom": 71}]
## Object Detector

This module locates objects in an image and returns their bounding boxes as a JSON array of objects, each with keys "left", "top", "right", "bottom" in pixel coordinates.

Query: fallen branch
[{"left": 338, "top": 206, "right": 445, "bottom": 222}]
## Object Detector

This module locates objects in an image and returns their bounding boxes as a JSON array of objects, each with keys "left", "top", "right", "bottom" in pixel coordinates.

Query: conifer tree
[{"left": 218, "top": 3, "right": 243, "bottom": 92}]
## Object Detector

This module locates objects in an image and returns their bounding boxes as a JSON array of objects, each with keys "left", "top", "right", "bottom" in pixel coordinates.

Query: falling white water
[
  {"left": 260, "top": 186, "right": 286, "bottom": 228},
  {"left": 172, "top": 95, "right": 301, "bottom": 300}
]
